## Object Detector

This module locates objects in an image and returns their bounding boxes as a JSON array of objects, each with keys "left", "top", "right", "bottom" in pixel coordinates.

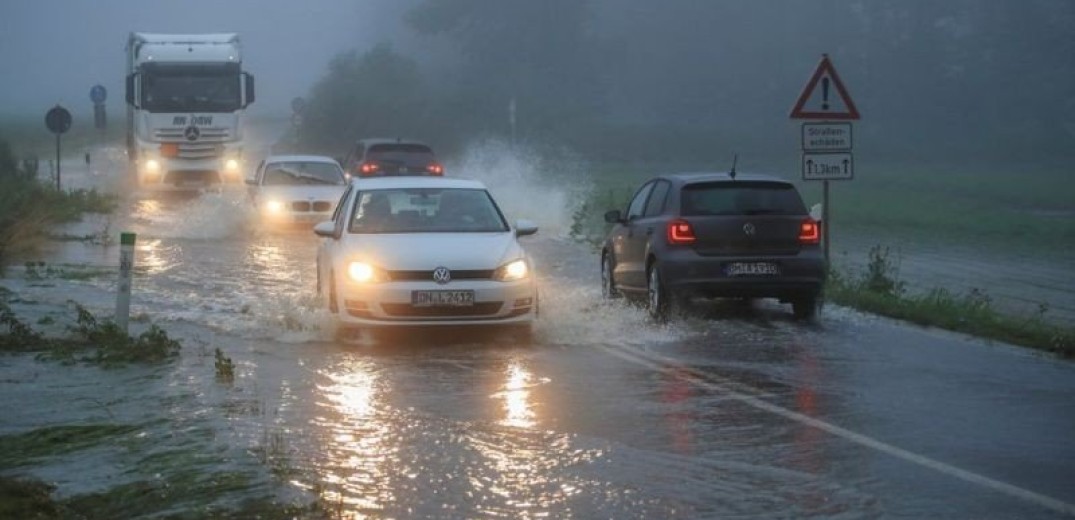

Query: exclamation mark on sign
[{"left": 821, "top": 77, "right": 830, "bottom": 110}]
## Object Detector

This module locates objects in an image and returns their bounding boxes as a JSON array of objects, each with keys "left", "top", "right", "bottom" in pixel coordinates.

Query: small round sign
[
  {"left": 45, "top": 105, "right": 72, "bottom": 134},
  {"left": 90, "top": 84, "right": 107, "bottom": 104}
]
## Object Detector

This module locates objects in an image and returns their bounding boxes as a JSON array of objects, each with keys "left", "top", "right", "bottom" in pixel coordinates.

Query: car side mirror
[
  {"left": 515, "top": 219, "right": 538, "bottom": 237},
  {"left": 125, "top": 73, "right": 138, "bottom": 107},
  {"left": 244, "top": 178, "right": 257, "bottom": 186},
  {"left": 603, "top": 210, "right": 623, "bottom": 224},
  {"left": 243, "top": 72, "right": 256, "bottom": 107},
  {"left": 810, "top": 203, "right": 823, "bottom": 222},
  {"left": 313, "top": 221, "right": 336, "bottom": 238}
]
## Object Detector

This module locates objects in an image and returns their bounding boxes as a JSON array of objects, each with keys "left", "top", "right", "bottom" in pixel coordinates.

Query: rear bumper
[{"left": 659, "top": 248, "right": 825, "bottom": 299}]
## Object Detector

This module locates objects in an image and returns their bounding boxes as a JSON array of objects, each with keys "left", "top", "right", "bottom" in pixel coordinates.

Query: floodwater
[{"left": 2, "top": 131, "right": 1074, "bottom": 518}]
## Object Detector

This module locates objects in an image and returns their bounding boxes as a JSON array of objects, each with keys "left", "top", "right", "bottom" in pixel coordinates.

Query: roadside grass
[
  {"left": 826, "top": 246, "right": 1074, "bottom": 358},
  {"left": 0, "top": 300, "right": 181, "bottom": 365},
  {"left": 573, "top": 161, "right": 1075, "bottom": 357},
  {"left": 0, "top": 139, "right": 118, "bottom": 273}
]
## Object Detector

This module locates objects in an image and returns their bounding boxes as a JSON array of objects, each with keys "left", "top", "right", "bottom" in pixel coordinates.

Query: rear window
[
  {"left": 681, "top": 181, "right": 807, "bottom": 216},
  {"left": 366, "top": 144, "right": 435, "bottom": 166}
]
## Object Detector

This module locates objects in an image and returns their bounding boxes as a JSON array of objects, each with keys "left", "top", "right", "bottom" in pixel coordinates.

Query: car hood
[
  {"left": 341, "top": 232, "right": 524, "bottom": 271},
  {"left": 256, "top": 185, "right": 346, "bottom": 201}
]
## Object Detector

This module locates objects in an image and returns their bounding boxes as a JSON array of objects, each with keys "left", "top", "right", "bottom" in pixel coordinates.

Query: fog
[
  {"left": 0, "top": 0, "right": 416, "bottom": 116},
  {"left": 2, "top": 0, "right": 1073, "bottom": 164}
]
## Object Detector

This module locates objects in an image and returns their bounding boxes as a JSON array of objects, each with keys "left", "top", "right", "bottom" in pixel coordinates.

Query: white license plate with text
[
  {"left": 411, "top": 290, "right": 475, "bottom": 307},
  {"left": 726, "top": 262, "right": 780, "bottom": 276}
]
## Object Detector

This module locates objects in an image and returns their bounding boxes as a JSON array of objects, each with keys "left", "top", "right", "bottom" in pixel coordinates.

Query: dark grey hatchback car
[{"left": 601, "top": 172, "right": 825, "bottom": 320}]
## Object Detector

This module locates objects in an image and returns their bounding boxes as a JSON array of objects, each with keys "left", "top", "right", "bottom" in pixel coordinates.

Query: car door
[
  {"left": 616, "top": 181, "right": 655, "bottom": 290},
  {"left": 318, "top": 184, "right": 354, "bottom": 300}
]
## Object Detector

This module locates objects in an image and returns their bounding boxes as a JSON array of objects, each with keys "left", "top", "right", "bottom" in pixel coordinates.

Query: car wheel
[
  {"left": 601, "top": 252, "right": 621, "bottom": 300},
  {"left": 647, "top": 262, "right": 671, "bottom": 322},
  {"left": 792, "top": 295, "right": 818, "bottom": 321},
  {"left": 327, "top": 270, "right": 339, "bottom": 314}
]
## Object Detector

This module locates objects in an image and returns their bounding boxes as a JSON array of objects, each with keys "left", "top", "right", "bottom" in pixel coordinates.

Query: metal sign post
[
  {"left": 789, "top": 55, "right": 860, "bottom": 269},
  {"left": 45, "top": 105, "right": 72, "bottom": 190}
]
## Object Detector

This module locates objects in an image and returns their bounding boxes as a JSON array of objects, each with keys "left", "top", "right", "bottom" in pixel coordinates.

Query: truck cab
[{"left": 125, "top": 33, "right": 255, "bottom": 190}]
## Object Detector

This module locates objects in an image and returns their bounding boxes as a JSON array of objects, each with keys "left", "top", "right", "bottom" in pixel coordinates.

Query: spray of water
[{"left": 446, "top": 138, "right": 591, "bottom": 238}]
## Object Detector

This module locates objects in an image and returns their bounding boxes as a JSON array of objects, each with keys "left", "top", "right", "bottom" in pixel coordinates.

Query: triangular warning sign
[{"left": 790, "top": 55, "right": 860, "bottom": 120}]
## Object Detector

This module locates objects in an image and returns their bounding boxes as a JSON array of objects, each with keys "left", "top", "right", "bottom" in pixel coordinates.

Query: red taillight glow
[
  {"left": 426, "top": 163, "right": 444, "bottom": 175},
  {"left": 799, "top": 218, "right": 820, "bottom": 244},
  {"left": 359, "top": 162, "right": 379, "bottom": 176},
  {"left": 667, "top": 219, "right": 696, "bottom": 245}
]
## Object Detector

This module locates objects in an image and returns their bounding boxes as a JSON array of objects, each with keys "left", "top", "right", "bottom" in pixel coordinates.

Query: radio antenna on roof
[{"left": 729, "top": 153, "right": 738, "bottom": 180}]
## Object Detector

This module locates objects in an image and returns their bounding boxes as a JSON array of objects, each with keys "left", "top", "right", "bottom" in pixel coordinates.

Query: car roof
[
  {"left": 263, "top": 155, "right": 341, "bottom": 164},
  {"left": 354, "top": 138, "right": 430, "bottom": 147},
  {"left": 348, "top": 176, "right": 485, "bottom": 190},
  {"left": 659, "top": 172, "right": 794, "bottom": 184}
]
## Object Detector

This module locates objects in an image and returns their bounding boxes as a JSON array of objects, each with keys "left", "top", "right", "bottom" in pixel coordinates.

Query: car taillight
[
  {"left": 426, "top": 163, "right": 444, "bottom": 175},
  {"left": 667, "top": 219, "right": 696, "bottom": 245},
  {"left": 799, "top": 218, "right": 820, "bottom": 244},
  {"left": 358, "top": 162, "right": 379, "bottom": 176}
]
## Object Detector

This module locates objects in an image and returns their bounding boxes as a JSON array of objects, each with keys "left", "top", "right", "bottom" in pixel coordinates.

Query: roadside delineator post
[{"left": 115, "top": 232, "right": 136, "bottom": 333}]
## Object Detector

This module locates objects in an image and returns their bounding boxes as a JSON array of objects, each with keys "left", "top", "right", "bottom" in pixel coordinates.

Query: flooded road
[{"left": 2, "top": 141, "right": 1074, "bottom": 518}]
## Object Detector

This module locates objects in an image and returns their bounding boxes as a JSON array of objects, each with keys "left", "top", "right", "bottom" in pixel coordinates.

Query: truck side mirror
[
  {"left": 125, "top": 73, "right": 137, "bottom": 107},
  {"left": 243, "top": 72, "right": 256, "bottom": 107}
]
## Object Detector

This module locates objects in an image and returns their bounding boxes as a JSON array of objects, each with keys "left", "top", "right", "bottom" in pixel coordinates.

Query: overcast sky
[{"left": 0, "top": 0, "right": 413, "bottom": 118}]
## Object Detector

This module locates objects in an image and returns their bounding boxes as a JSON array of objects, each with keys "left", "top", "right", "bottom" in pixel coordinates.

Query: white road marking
[{"left": 596, "top": 343, "right": 1075, "bottom": 516}]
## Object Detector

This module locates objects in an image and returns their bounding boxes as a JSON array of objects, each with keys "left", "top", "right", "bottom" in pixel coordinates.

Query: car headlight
[
  {"left": 144, "top": 159, "right": 161, "bottom": 173},
  {"left": 494, "top": 259, "right": 529, "bottom": 282},
  {"left": 348, "top": 261, "right": 388, "bottom": 283},
  {"left": 225, "top": 159, "right": 240, "bottom": 171},
  {"left": 265, "top": 200, "right": 284, "bottom": 213}
]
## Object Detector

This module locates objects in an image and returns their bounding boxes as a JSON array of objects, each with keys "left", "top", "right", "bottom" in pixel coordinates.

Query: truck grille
[
  {"left": 154, "top": 127, "right": 231, "bottom": 142},
  {"left": 176, "top": 143, "right": 224, "bottom": 160}
]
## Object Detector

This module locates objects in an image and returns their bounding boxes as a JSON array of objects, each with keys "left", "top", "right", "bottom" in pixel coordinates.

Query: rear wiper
[{"left": 740, "top": 209, "right": 782, "bottom": 215}]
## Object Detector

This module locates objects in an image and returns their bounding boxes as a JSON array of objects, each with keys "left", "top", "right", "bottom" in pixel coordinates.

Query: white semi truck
[{"left": 125, "top": 33, "right": 255, "bottom": 189}]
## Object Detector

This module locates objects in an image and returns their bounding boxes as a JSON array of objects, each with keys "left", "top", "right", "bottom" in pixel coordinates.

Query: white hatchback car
[
  {"left": 314, "top": 176, "right": 539, "bottom": 333},
  {"left": 248, "top": 155, "right": 348, "bottom": 225}
]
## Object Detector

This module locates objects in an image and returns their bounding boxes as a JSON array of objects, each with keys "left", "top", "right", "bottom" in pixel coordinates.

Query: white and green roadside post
[{"left": 115, "top": 232, "right": 136, "bottom": 333}]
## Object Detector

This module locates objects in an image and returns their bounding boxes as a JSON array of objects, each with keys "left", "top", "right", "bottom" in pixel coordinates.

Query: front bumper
[{"left": 336, "top": 279, "right": 537, "bottom": 327}]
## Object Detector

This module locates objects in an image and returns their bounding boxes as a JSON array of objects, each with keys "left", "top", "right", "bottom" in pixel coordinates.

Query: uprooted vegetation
[{"left": 0, "top": 300, "right": 180, "bottom": 365}]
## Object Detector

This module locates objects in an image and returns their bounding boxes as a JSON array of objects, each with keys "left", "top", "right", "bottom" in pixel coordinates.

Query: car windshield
[
  {"left": 140, "top": 63, "right": 241, "bottom": 113},
  {"left": 366, "top": 143, "right": 435, "bottom": 167},
  {"left": 681, "top": 181, "right": 807, "bottom": 216},
  {"left": 348, "top": 187, "right": 509, "bottom": 234},
  {"left": 262, "top": 162, "right": 345, "bottom": 186}
]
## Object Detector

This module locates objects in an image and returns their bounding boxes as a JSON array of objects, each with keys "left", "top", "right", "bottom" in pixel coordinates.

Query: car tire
[
  {"left": 601, "top": 252, "right": 621, "bottom": 300},
  {"left": 647, "top": 262, "right": 672, "bottom": 322},
  {"left": 792, "top": 295, "right": 818, "bottom": 321}
]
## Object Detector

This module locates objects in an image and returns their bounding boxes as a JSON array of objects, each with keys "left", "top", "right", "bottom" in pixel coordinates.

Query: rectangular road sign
[
  {"left": 802, "top": 152, "right": 853, "bottom": 180},
  {"left": 802, "top": 122, "right": 852, "bottom": 151}
]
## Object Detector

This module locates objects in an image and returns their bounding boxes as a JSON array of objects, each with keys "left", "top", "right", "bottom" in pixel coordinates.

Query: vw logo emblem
[
  {"left": 184, "top": 126, "right": 200, "bottom": 141},
  {"left": 432, "top": 266, "right": 451, "bottom": 285},
  {"left": 743, "top": 222, "right": 756, "bottom": 236}
]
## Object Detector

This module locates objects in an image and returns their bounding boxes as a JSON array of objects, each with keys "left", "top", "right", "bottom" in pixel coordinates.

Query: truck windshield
[{"left": 140, "top": 64, "right": 241, "bottom": 113}]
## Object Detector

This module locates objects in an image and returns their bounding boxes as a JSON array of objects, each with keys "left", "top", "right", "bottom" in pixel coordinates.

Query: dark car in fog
[
  {"left": 341, "top": 138, "right": 444, "bottom": 177},
  {"left": 600, "top": 172, "right": 825, "bottom": 320}
]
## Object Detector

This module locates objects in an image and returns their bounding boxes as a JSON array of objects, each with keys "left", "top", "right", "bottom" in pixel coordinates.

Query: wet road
[{"left": 2, "top": 142, "right": 1074, "bottom": 518}]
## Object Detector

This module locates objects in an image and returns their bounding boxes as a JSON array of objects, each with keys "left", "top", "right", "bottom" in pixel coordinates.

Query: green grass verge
[{"left": 826, "top": 246, "right": 1074, "bottom": 357}]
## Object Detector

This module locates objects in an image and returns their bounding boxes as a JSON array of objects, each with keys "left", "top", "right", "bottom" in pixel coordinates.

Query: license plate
[
  {"left": 726, "top": 262, "right": 780, "bottom": 276},
  {"left": 411, "top": 290, "right": 474, "bottom": 307}
]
